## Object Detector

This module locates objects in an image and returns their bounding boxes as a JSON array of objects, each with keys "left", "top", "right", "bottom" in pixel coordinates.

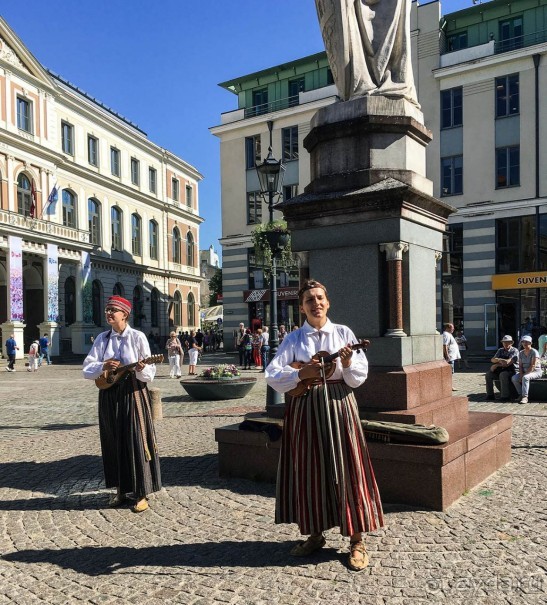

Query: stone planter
[{"left": 180, "top": 376, "right": 257, "bottom": 401}]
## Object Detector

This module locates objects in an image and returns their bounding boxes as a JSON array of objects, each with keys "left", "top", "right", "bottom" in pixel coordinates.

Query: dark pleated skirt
[
  {"left": 276, "top": 382, "right": 384, "bottom": 537},
  {"left": 98, "top": 375, "right": 162, "bottom": 498}
]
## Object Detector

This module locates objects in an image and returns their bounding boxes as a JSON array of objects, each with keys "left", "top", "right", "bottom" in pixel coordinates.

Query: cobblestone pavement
[{"left": 0, "top": 355, "right": 546, "bottom": 604}]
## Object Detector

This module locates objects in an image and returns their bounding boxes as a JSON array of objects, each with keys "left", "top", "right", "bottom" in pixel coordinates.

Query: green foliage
[
  {"left": 251, "top": 220, "right": 294, "bottom": 276},
  {"left": 208, "top": 267, "right": 222, "bottom": 307}
]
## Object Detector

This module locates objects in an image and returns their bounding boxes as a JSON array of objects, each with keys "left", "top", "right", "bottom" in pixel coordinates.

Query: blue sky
[{"left": 1, "top": 0, "right": 469, "bottom": 258}]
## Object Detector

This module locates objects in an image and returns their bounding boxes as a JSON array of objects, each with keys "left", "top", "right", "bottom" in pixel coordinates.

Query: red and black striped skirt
[{"left": 276, "top": 382, "right": 384, "bottom": 537}]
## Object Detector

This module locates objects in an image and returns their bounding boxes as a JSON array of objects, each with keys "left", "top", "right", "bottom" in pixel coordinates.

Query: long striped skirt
[
  {"left": 276, "top": 382, "right": 384, "bottom": 537},
  {"left": 98, "top": 374, "right": 162, "bottom": 499}
]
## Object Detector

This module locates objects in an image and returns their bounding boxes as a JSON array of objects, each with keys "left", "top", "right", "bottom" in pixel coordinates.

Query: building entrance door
[{"left": 484, "top": 304, "right": 498, "bottom": 350}]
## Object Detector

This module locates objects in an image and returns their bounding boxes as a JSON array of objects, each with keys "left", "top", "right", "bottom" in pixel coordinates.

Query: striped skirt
[
  {"left": 98, "top": 374, "right": 162, "bottom": 499},
  {"left": 276, "top": 382, "right": 384, "bottom": 537}
]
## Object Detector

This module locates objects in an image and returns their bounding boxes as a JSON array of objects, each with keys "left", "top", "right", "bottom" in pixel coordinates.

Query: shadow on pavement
[{"left": 2, "top": 541, "right": 343, "bottom": 575}]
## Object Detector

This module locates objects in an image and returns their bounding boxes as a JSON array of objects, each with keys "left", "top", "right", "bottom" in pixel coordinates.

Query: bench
[{"left": 494, "top": 376, "right": 547, "bottom": 402}]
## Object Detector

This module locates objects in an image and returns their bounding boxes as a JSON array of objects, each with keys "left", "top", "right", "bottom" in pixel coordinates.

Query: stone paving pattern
[{"left": 0, "top": 352, "right": 546, "bottom": 604}]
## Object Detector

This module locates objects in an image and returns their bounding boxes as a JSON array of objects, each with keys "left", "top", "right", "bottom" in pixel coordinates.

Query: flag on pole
[
  {"left": 30, "top": 180, "right": 37, "bottom": 218},
  {"left": 42, "top": 184, "right": 59, "bottom": 217}
]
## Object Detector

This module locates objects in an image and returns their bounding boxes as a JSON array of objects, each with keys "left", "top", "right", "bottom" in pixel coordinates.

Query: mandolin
[
  {"left": 287, "top": 340, "right": 370, "bottom": 397},
  {"left": 95, "top": 354, "right": 164, "bottom": 390}
]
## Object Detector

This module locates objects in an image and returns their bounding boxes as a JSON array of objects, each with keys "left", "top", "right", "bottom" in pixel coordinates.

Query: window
[
  {"left": 252, "top": 88, "right": 268, "bottom": 116},
  {"left": 187, "top": 292, "right": 195, "bottom": 326},
  {"left": 111, "top": 206, "right": 123, "bottom": 251},
  {"left": 499, "top": 17, "right": 523, "bottom": 52},
  {"left": 111, "top": 147, "right": 120, "bottom": 176},
  {"left": 88, "top": 135, "right": 99, "bottom": 166},
  {"left": 92, "top": 280, "right": 103, "bottom": 327},
  {"left": 17, "top": 97, "right": 32, "bottom": 132},
  {"left": 496, "top": 74, "right": 519, "bottom": 117},
  {"left": 245, "top": 135, "right": 261, "bottom": 169},
  {"left": 497, "top": 216, "right": 536, "bottom": 273},
  {"left": 441, "top": 156, "right": 463, "bottom": 196},
  {"left": 173, "top": 291, "right": 182, "bottom": 326},
  {"left": 88, "top": 198, "right": 101, "bottom": 245},
  {"left": 282, "top": 126, "right": 299, "bottom": 161},
  {"left": 62, "top": 189, "right": 77, "bottom": 228},
  {"left": 64, "top": 276, "right": 76, "bottom": 326},
  {"left": 133, "top": 286, "right": 143, "bottom": 328},
  {"left": 441, "top": 87, "right": 462, "bottom": 129},
  {"left": 131, "top": 158, "right": 140, "bottom": 186},
  {"left": 172, "top": 178, "right": 179, "bottom": 201},
  {"left": 149, "top": 220, "right": 158, "bottom": 260},
  {"left": 446, "top": 32, "right": 468, "bottom": 52},
  {"left": 149, "top": 167, "right": 157, "bottom": 193},
  {"left": 186, "top": 231, "right": 195, "bottom": 267},
  {"left": 288, "top": 77, "right": 305, "bottom": 107},
  {"left": 61, "top": 121, "right": 74, "bottom": 155},
  {"left": 151, "top": 288, "right": 159, "bottom": 327},
  {"left": 16, "top": 174, "right": 32, "bottom": 215},
  {"left": 172, "top": 227, "right": 181, "bottom": 263},
  {"left": 496, "top": 146, "right": 520, "bottom": 188},
  {"left": 247, "top": 191, "right": 262, "bottom": 224},
  {"left": 186, "top": 184, "right": 193, "bottom": 207},
  {"left": 113, "top": 282, "right": 124, "bottom": 296},
  {"left": 283, "top": 185, "right": 298, "bottom": 202},
  {"left": 131, "top": 213, "right": 142, "bottom": 255}
]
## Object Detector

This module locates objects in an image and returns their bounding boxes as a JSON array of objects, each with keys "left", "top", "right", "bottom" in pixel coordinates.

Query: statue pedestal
[{"left": 215, "top": 97, "right": 512, "bottom": 510}]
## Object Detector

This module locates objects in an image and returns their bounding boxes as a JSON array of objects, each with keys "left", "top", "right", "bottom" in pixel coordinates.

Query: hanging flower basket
[{"left": 251, "top": 220, "right": 293, "bottom": 274}]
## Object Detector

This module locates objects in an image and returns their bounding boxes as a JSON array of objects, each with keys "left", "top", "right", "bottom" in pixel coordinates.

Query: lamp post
[{"left": 256, "top": 120, "right": 285, "bottom": 406}]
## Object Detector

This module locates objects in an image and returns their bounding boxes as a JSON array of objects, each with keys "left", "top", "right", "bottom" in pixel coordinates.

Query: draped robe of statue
[{"left": 315, "top": 0, "right": 418, "bottom": 106}]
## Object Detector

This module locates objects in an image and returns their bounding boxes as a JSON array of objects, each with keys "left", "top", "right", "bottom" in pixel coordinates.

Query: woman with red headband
[{"left": 83, "top": 295, "right": 161, "bottom": 512}]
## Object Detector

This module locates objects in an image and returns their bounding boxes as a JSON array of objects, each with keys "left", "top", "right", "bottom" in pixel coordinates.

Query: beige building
[
  {"left": 213, "top": 0, "right": 547, "bottom": 353},
  {"left": 0, "top": 17, "right": 203, "bottom": 357}
]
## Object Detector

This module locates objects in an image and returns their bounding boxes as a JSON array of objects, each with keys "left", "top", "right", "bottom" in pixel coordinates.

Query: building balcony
[{"left": 0, "top": 209, "right": 90, "bottom": 246}]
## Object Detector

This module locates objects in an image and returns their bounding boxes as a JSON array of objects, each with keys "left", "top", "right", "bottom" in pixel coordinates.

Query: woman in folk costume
[
  {"left": 265, "top": 280, "right": 383, "bottom": 571},
  {"left": 83, "top": 295, "right": 161, "bottom": 512}
]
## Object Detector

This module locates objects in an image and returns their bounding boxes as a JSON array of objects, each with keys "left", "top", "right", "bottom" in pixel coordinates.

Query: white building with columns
[{"left": 0, "top": 17, "right": 203, "bottom": 358}]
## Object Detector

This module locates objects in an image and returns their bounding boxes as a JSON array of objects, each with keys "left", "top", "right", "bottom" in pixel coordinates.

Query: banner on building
[
  {"left": 81, "top": 251, "right": 93, "bottom": 323},
  {"left": 8, "top": 236, "right": 23, "bottom": 321},
  {"left": 47, "top": 243, "right": 59, "bottom": 322}
]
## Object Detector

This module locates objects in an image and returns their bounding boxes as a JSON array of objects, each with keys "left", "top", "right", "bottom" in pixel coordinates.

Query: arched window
[
  {"left": 62, "top": 189, "right": 77, "bottom": 228},
  {"left": 151, "top": 288, "right": 160, "bottom": 327},
  {"left": 92, "top": 279, "right": 103, "bottom": 326},
  {"left": 173, "top": 290, "right": 182, "bottom": 326},
  {"left": 186, "top": 231, "right": 195, "bottom": 267},
  {"left": 17, "top": 174, "right": 32, "bottom": 215},
  {"left": 172, "top": 227, "right": 181, "bottom": 264},
  {"left": 111, "top": 206, "right": 123, "bottom": 251},
  {"left": 64, "top": 276, "right": 76, "bottom": 326},
  {"left": 149, "top": 220, "right": 158, "bottom": 260},
  {"left": 133, "top": 285, "right": 143, "bottom": 328},
  {"left": 88, "top": 198, "right": 101, "bottom": 246},
  {"left": 187, "top": 292, "right": 195, "bottom": 326},
  {"left": 131, "top": 213, "right": 142, "bottom": 256},
  {"left": 113, "top": 282, "right": 124, "bottom": 296}
]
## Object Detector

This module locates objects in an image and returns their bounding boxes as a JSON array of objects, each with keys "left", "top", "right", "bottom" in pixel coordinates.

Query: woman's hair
[
  {"left": 169, "top": 331, "right": 176, "bottom": 337},
  {"left": 298, "top": 279, "right": 329, "bottom": 305}
]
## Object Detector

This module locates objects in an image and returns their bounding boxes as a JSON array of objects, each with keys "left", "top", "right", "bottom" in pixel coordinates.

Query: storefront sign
[
  {"left": 243, "top": 287, "right": 299, "bottom": 303},
  {"left": 491, "top": 271, "right": 547, "bottom": 290}
]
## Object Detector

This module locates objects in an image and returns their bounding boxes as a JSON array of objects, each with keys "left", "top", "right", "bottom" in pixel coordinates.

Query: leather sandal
[
  {"left": 290, "top": 534, "right": 326, "bottom": 557},
  {"left": 132, "top": 499, "right": 149, "bottom": 513},
  {"left": 348, "top": 540, "right": 369, "bottom": 571},
  {"left": 107, "top": 493, "right": 127, "bottom": 508}
]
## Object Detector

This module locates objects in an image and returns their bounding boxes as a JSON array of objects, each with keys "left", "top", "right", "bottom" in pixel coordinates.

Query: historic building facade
[
  {"left": 0, "top": 17, "right": 203, "bottom": 357},
  {"left": 213, "top": 0, "right": 547, "bottom": 353}
]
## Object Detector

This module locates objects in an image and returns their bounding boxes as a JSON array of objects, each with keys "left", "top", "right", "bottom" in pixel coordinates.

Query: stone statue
[{"left": 315, "top": 0, "right": 418, "bottom": 105}]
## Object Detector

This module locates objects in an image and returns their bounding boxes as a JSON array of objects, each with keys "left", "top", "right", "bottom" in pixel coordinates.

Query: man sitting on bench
[{"left": 485, "top": 335, "right": 518, "bottom": 402}]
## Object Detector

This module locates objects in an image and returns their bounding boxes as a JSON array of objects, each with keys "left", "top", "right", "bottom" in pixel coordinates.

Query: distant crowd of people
[{"left": 234, "top": 322, "right": 299, "bottom": 370}]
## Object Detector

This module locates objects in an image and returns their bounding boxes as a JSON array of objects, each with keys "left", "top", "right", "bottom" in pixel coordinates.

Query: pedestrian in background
[
  {"left": 166, "top": 331, "right": 183, "bottom": 378},
  {"left": 235, "top": 323, "right": 246, "bottom": 367},
  {"left": 38, "top": 333, "right": 51, "bottom": 366},
  {"left": 442, "top": 323, "right": 460, "bottom": 387},
  {"left": 187, "top": 329, "right": 201, "bottom": 375},
  {"left": 455, "top": 329, "right": 470, "bottom": 370},
  {"left": 485, "top": 335, "right": 518, "bottom": 401},
  {"left": 27, "top": 340, "right": 39, "bottom": 372},
  {"left": 5, "top": 334, "right": 19, "bottom": 372},
  {"left": 260, "top": 326, "right": 270, "bottom": 371}
]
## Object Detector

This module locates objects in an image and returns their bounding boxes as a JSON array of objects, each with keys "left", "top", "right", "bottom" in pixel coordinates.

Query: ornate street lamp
[{"left": 256, "top": 120, "right": 285, "bottom": 406}]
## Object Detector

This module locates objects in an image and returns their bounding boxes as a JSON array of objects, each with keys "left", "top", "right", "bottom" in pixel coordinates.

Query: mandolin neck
[{"left": 320, "top": 342, "right": 368, "bottom": 364}]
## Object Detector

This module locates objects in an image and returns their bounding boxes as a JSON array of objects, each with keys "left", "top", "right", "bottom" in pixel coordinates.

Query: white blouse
[
  {"left": 265, "top": 319, "right": 368, "bottom": 394},
  {"left": 82, "top": 324, "right": 156, "bottom": 383}
]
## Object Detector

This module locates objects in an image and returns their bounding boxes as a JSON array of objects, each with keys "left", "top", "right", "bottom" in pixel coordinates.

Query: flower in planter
[{"left": 200, "top": 364, "right": 241, "bottom": 379}]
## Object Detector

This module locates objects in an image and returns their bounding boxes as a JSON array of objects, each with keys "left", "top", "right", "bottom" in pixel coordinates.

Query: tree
[{"left": 208, "top": 268, "right": 222, "bottom": 307}]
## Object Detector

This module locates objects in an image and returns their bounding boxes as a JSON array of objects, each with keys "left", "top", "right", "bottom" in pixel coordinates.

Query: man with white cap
[
  {"left": 485, "top": 336, "right": 518, "bottom": 401},
  {"left": 511, "top": 335, "right": 542, "bottom": 404}
]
